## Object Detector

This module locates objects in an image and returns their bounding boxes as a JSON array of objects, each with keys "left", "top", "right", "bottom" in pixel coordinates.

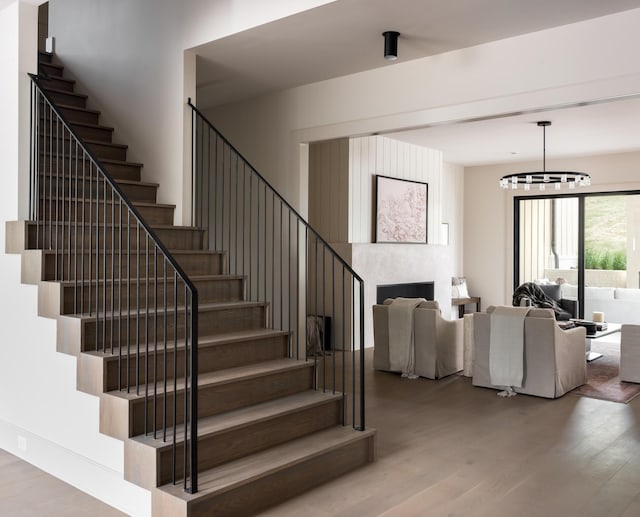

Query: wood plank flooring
[
  {"left": 3, "top": 340, "right": 640, "bottom": 516},
  {"left": 0, "top": 448, "right": 125, "bottom": 516},
  {"left": 264, "top": 345, "right": 640, "bottom": 517}
]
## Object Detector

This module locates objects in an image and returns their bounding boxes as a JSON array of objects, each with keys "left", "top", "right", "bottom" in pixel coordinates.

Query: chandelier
[{"left": 499, "top": 121, "right": 591, "bottom": 191}]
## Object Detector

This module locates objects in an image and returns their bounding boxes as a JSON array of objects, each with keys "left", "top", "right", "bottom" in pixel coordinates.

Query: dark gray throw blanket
[{"left": 512, "top": 282, "right": 572, "bottom": 320}]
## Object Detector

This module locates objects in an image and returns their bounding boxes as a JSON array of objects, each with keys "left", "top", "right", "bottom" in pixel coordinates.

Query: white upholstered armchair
[
  {"left": 472, "top": 306, "right": 587, "bottom": 398},
  {"left": 372, "top": 299, "right": 463, "bottom": 379}
]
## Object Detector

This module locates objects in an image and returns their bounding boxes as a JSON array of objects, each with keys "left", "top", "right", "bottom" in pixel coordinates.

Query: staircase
[{"left": 6, "top": 51, "right": 375, "bottom": 516}]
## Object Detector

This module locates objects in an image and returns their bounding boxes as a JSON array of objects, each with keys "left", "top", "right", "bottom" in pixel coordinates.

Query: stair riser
[
  {"left": 38, "top": 76, "right": 74, "bottom": 92},
  {"left": 156, "top": 399, "right": 342, "bottom": 487},
  {"left": 175, "top": 433, "right": 374, "bottom": 517},
  {"left": 70, "top": 124, "right": 113, "bottom": 143},
  {"left": 87, "top": 141, "right": 127, "bottom": 161},
  {"left": 56, "top": 106, "right": 100, "bottom": 125},
  {"left": 82, "top": 304, "right": 265, "bottom": 351},
  {"left": 37, "top": 155, "right": 142, "bottom": 182},
  {"left": 39, "top": 176, "right": 157, "bottom": 203},
  {"left": 38, "top": 135, "right": 127, "bottom": 161},
  {"left": 38, "top": 199, "right": 174, "bottom": 226},
  {"left": 43, "top": 89, "right": 87, "bottom": 108},
  {"left": 128, "top": 366, "right": 314, "bottom": 437},
  {"left": 60, "top": 277, "right": 244, "bottom": 315},
  {"left": 38, "top": 52, "right": 52, "bottom": 64},
  {"left": 41, "top": 252, "right": 224, "bottom": 281},
  {"left": 101, "top": 334, "right": 288, "bottom": 392},
  {"left": 26, "top": 225, "right": 205, "bottom": 252},
  {"left": 39, "top": 62, "right": 63, "bottom": 77}
]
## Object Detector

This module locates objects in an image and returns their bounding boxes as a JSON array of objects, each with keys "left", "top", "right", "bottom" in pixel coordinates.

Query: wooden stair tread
[
  {"left": 41, "top": 86, "right": 88, "bottom": 99},
  {"left": 83, "top": 328, "right": 287, "bottom": 361},
  {"left": 38, "top": 197, "right": 174, "bottom": 209},
  {"left": 25, "top": 220, "right": 197, "bottom": 231},
  {"left": 38, "top": 62, "right": 64, "bottom": 71},
  {"left": 70, "top": 299, "right": 265, "bottom": 321},
  {"left": 107, "top": 358, "right": 311, "bottom": 401},
  {"left": 99, "top": 157, "right": 144, "bottom": 168},
  {"left": 158, "top": 426, "right": 375, "bottom": 499},
  {"left": 48, "top": 103, "right": 100, "bottom": 116},
  {"left": 57, "top": 274, "right": 242, "bottom": 287},
  {"left": 133, "top": 390, "right": 342, "bottom": 449},
  {"left": 40, "top": 75, "right": 75, "bottom": 86},
  {"left": 41, "top": 248, "right": 223, "bottom": 257},
  {"left": 67, "top": 121, "right": 114, "bottom": 132},
  {"left": 36, "top": 175, "right": 158, "bottom": 188},
  {"left": 83, "top": 138, "right": 117, "bottom": 147}
]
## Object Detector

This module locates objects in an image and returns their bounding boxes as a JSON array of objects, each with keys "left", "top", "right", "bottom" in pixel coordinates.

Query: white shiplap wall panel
[
  {"left": 309, "top": 135, "right": 444, "bottom": 245},
  {"left": 350, "top": 135, "right": 443, "bottom": 244}
]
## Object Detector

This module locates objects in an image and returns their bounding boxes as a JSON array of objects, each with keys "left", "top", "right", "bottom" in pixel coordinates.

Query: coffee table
[{"left": 585, "top": 322, "right": 622, "bottom": 362}]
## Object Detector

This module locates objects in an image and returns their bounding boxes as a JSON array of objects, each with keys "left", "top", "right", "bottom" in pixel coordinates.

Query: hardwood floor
[
  {"left": 0, "top": 448, "right": 125, "bottom": 516},
  {"left": 3, "top": 341, "right": 640, "bottom": 516},
  {"left": 264, "top": 345, "right": 640, "bottom": 517}
]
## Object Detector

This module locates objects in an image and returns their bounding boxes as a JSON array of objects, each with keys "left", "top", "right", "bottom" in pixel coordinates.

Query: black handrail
[
  {"left": 188, "top": 99, "right": 366, "bottom": 431},
  {"left": 29, "top": 73, "right": 199, "bottom": 493}
]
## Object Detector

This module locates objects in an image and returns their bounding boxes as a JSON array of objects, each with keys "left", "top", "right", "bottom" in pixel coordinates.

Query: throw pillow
[{"left": 451, "top": 276, "right": 469, "bottom": 299}]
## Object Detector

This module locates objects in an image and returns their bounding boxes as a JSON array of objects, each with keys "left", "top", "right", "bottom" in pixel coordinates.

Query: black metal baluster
[
  {"left": 110, "top": 189, "right": 115, "bottom": 354},
  {"left": 359, "top": 280, "right": 365, "bottom": 431},
  {"left": 153, "top": 247, "right": 158, "bottom": 439},
  {"left": 136, "top": 224, "right": 140, "bottom": 395},
  {"left": 172, "top": 271, "right": 178, "bottom": 484},
  {"left": 162, "top": 258, "right": 168, "bottom": 442},
  {"left": 126, "top": 212, "right": 131, "bottom": 392},
  {"left": 73, "top": 141, "right": 79, "bottom": 313},
  {"left": 144, "top": 234, "right": 150, "bottom": 435},
  {"left": 95, "top": 165, "right": 100, "bottom": 352},
  {"left": 342, "top": 268, "right": 346, "bottom": 424},
  {"left": 102, "top": 176, "right": 107, "bottom": 353},
  {"left": 88, "top": 160, "right": 93, "bottom": 316}
]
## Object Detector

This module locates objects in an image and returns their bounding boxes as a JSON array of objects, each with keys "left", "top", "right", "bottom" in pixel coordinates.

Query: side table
[{"left": 452, "top": 296, "right": 481, "bottom": 318}]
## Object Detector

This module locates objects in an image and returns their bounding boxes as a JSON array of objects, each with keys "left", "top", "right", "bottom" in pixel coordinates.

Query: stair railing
[
  {"left": 188, "top": 100, "right": 366, "bottom": 432},
  {"left": 29, "top": 74, "right": 199, "bottom": 494}
]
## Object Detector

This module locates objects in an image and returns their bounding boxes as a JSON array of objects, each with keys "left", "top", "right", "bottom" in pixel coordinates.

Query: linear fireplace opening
[{"left": 376, "top": 281, "right": 435, "bottom": 304}]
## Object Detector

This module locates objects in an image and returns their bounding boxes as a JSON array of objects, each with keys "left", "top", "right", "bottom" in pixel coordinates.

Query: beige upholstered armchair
[
  {"left": 372, "top": 299, "right": 463, "bottom": 379},
  {"left": 620, "top": 324, "right": 640, "bottom": 383},
  {"left": 472, "top": 306, "right": 587, "bottom": 398}
]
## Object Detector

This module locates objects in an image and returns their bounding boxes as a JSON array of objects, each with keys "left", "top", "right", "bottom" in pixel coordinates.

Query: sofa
[
  {"left": 472, "top": 306, "right": 587, "bottom": 398},
  {"left": 561, "top": 284, "right": 640, "bottom": 324},
  {"left": 372, "top": 299, "right": 463, "bottom": 379}
]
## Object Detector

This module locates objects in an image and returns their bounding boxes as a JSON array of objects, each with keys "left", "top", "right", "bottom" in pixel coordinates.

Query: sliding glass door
[{"left": 515, "top": 191, "right": 640, "bottom": 322}]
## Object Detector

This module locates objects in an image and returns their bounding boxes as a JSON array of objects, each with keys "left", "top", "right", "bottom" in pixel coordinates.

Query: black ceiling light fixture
[
  {"left": 383, "top": 31, "right": 400, "bottom": 60},
  {"left": 499, "top": 121, "right": 591, "bottom": 191}
]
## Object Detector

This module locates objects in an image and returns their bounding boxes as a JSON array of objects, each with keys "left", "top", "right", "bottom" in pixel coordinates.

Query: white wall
[
  {"left": 207, "top": 8, "right": 640, "bottom": 220},
  {"left": 47, "top": 0, "right": 336, "bottom": 224},
  {"left": 443, "top": 161, "right": 464, "bottom": 277},
  {"left": 464, "top": 151, "right": 640, "bottom": 310}
]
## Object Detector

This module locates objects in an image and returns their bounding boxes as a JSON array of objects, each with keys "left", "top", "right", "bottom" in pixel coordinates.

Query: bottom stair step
[{"left": 152, "top": 425, "right": 376, "bottom": 517}]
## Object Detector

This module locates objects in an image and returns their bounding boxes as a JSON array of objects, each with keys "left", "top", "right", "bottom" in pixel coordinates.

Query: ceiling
[{"left": 194, "top": 0, "right": 640, "bottom": 166}]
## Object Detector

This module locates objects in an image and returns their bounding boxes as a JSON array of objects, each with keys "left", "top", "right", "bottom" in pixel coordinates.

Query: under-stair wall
[{"left": 0, "top": 3, "right": 150, "bottom": 515}]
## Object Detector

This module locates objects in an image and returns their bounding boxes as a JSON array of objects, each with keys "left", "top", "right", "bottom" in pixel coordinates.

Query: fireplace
[{"left": 376, "top": 281, "right": 435, "bottom": 304}]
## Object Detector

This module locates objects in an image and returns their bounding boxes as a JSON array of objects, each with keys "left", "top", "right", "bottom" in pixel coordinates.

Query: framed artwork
[{"left": 375, "top": 175, "right": 428, "bottom": 243}]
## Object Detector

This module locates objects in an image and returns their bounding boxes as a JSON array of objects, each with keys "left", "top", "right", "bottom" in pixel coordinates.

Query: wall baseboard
[{"left": 0, "top": 419, "right": 150, "bottom": 517}]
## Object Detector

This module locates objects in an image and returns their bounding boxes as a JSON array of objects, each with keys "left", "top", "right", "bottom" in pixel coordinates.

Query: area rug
[{"left": 572, "top": 341, "right": 640, "bottom": 404}]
